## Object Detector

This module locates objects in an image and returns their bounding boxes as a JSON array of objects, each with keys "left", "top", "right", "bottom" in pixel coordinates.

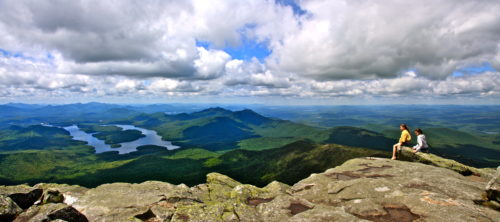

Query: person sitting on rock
[
  {"left": 391, "top": 124, "right": 411, "bottom": 160},
  {"left": 412, "top": 128, "right": 429, "bottom": 153}
]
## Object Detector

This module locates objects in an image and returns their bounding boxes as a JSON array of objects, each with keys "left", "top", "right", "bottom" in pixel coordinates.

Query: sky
[{"left": 1, "top": 0, "right": 500, "bottom": 105}]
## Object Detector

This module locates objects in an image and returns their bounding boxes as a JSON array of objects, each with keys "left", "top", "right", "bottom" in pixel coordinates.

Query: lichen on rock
[
  {"left": 398, "top": 146, "right": 494, "bottom": 178},
  {"left": 486, "top": 166, "right": 500, "bottom": 202},
  {"left": 1, "top": 157, "right": 499, "bottom": 221},
  {"left": 0, "top": 195, "right": 23, "bottom": 221}
]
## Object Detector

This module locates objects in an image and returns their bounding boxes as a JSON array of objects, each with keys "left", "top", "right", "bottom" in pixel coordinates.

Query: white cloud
[
  {"left": 266, "top": 0, "right": 500, "bottom": 80},
  {"left": 223, "top": 59, "right": 292, "bottom": 88},
  {"left": 493, "top": 45, "right": 500, "bottom": 70},
  {"left": 1, "top": 50, "right": 499, "bottom": 102},
  {"left": 0, "top": 0, "right": 499, "bottom": 103},
  {"left": 0, "top": 0, "right": 289, "bottom": 80},
  {"left": 147, "top": 78, "right": 202, "bottom": 93},
  {"left": 193, "top": 47, "right": 231, "bottom": 79},
  {"left": 308, "top": 72, "right": 500, "bottom": 98}
]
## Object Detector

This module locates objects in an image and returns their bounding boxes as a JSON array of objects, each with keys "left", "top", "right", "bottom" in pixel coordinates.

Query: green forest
[{"left": 1, "top": 103, "right": 499, "bottom": 188}]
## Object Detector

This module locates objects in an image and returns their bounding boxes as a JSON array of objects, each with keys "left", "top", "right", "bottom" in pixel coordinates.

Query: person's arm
[
  {"left": 413, "top": 135, "right": 423, "bottom": 152},
  {"left": 412, "top": 142, "right": 418, "bottom": 149}
]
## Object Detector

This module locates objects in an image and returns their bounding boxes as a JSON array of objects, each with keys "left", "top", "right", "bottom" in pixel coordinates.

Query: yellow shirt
[{"left": 399, "top": 129, "right": 411, "bottom": 143}]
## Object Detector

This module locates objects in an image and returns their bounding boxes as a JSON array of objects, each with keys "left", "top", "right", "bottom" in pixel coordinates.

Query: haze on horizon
[{"left": 1, "top": 0, "right": 500, "bottom": 105}]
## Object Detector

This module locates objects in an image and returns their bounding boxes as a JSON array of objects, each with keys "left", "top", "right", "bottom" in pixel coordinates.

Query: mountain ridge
[
  {"left": 1, "top": 106, "right": 499, "bottom": 190},
  {"left": 118, "top": 107, "right": 325, "bottom": 151}
]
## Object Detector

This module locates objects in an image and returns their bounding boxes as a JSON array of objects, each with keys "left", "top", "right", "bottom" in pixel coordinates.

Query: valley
[{"left": 0, "top": 103, "right": 499, "bottom": 188}]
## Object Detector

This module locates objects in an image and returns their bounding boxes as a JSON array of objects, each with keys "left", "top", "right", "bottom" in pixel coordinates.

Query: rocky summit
[{"left": 1, "top": 154, "right": 499, "bottom": 222}]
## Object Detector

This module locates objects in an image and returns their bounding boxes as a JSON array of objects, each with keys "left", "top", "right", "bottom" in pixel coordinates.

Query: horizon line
[{"left": 2, "top": 102, "right": 500, "bottom": 106}]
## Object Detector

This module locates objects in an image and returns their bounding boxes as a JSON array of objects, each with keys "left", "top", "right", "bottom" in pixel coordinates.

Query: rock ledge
[{"left": 1, "top": 157, "right": 499, "bottom": 221}]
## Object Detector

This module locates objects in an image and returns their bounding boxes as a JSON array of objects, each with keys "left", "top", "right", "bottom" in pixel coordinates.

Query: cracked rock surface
[{"left": 1, "top": 157, "right": 499, "bottom": 221}]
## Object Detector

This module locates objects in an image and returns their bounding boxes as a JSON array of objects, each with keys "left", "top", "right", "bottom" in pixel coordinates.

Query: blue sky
[
  {"left": 0, "top": 48, "right": 30, "bottom": 60},
  {"left": 196, "top": 38, "right": 271, "bottom": 62},
  {"left": 452, "top": 63, "right": 497, "bottom": 77},
  {"left": 276, "top": 0, "right": 307, "bottom": 15},
  {"left": 222, "top": 38, "right": 271, "bottom": 62},
  {"left": 0, "top": 0, "right": 499, "bottom": 105}
]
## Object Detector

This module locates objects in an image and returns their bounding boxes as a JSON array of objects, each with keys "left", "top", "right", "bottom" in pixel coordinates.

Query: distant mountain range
[
  {"left": 0, "top": 102, "right": 211, "bottom": 126},
  {"left": 114, "top": 107, "right": 325, "bottom": 151},
  {"left": 0, "top": 103, "right": 499, "bottom": 188}
]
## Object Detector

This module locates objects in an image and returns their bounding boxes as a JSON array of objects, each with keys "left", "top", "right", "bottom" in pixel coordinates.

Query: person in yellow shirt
[{"left": 391, "top": 124, "right": 411, "bottom": 160}]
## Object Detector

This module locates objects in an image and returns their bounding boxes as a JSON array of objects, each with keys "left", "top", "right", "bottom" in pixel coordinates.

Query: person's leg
[
  {"left": 392, "top": 143, "right": 399, "bottom": 159},
  {"left": 399, "top": 142, "right": 406, "bottom": 150}
]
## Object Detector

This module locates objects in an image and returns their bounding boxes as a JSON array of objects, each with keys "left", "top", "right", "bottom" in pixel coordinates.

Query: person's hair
[
  {"left": 414, "top": 128, "right": 423, "bottom": 134},
  {"left": 400, "top": 124, "right": 409, "bottom": 131}
]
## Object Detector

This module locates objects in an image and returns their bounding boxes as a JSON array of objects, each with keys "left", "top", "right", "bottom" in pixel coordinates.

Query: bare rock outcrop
[{"left": 1, "top": 157, "right": 499, "bottom": 221}]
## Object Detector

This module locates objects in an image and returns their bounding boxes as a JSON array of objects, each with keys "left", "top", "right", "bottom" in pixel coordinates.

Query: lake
[{"left": 63, "top": 124, "right": 180, "bottom": 154}]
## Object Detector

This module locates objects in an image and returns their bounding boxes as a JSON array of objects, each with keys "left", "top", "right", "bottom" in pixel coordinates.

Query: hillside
[
  {"left": 197, "top": 140, "right": 387, "bottom": 186},
  {"left": 0, "top": 139, "right": 387, "bottom": 188},
  {"left": 0, "top": 125, "right": 85, "bottom": 151},
  {"left": 1, "top": 107, "right": 500, "bottom": 189},
  {"left": 111, "top": 107, "right": 500, "bottom": 167},
  {"left": 116, "top": 107, "right": 324, "bottom": 151},
  {"left": 322, "top": 126, "right": 394, "bottom": 151},
  {"left": 1, "top": 155, "right": 498, "bottom": 221}
]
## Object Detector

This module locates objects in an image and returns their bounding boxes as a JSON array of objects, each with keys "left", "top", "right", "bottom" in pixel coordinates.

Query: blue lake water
[{"left": 63, "top": 124, "right": 179, "bottom": 154}]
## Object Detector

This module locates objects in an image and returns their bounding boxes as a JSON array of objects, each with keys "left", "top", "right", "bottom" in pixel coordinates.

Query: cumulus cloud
[
  {"left": 267, "top": 0, "right": 500, "bottom": 80},
  {"left": 0, "top": 0, "right": 499, "bottom": 103},
  {"left": 493, "top": 45, "right": 500, "bottom": 70},
  {"left": 309, "top": 71, "right": 500, "bottom": 97},
  {"left": 0, "top": 0, "right": 189, "bottom": 62},
  {"left": 0, "top": 53, "right": 207, "bottom": 101},
  {"left": 0, "top": 0, "right": 281, "bottom": 79},
  {"left": 1, "top": 50, "right": 499, "bottom": 102},
  {"left": 147, "top": 78, "right": 202, "bottom": 93},
  {"left": 224, "top": 59, "right": 292, "bottom": 88},
  {"left": 193, "top": 47, "right": 231, "bottom": 79}
]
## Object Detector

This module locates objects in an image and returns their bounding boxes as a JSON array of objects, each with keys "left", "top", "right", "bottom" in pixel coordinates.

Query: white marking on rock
[
  {"left": 64, "top": 194, "right": 78, "bottom": 205},
  {"left": 374, "top": 186, "right": 390, "bottom": 192},
  {"left": 385, "top": 190, "right": 404, "bottom": 197}
]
